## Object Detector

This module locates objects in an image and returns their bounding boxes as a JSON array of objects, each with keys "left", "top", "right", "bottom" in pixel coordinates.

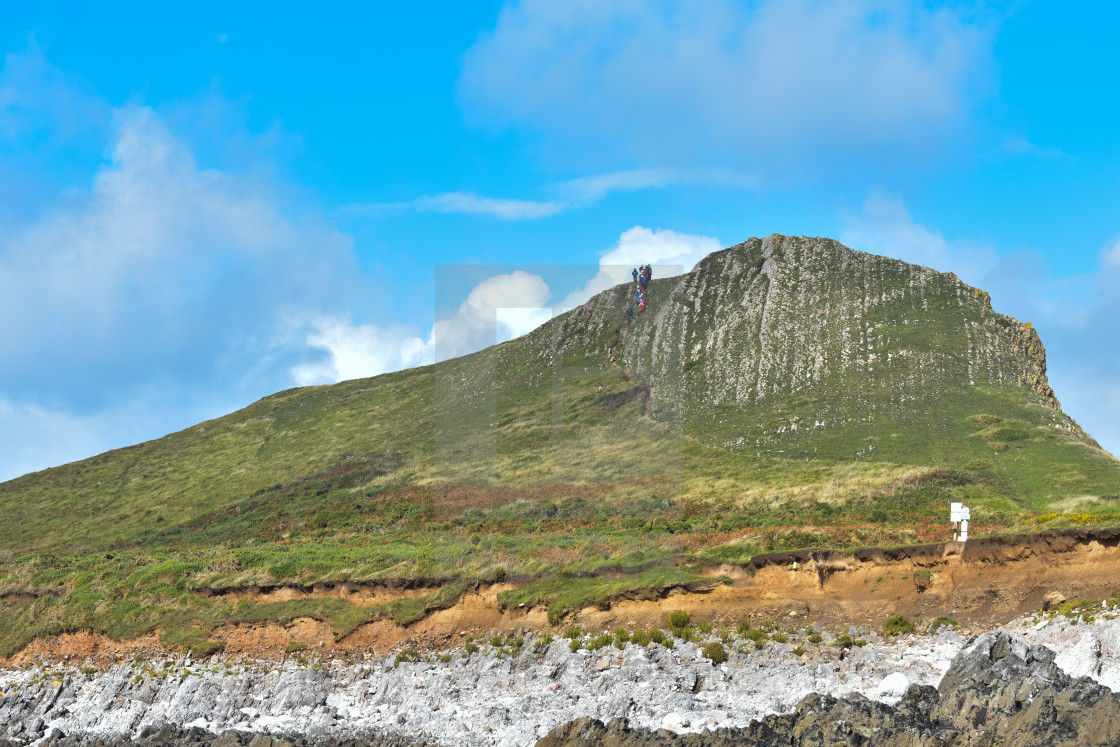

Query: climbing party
[{"left": 631, "top": 264, "right": 652, "bottom": 317}]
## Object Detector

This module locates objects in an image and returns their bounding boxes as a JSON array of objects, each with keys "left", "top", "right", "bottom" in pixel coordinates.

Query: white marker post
[{"left": 950, "top": 502, "right": 971, "bottom": 542}]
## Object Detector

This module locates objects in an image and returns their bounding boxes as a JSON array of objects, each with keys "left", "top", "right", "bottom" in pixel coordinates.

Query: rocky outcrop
[
  {"left": 4, "top": 614, "right": 1120, "bottom": 746},
  {"left": 519, "top": 234, "right": 1074, "bottom": 459},
  {"left": 537, "top": 630, "right": 1120, "bottom": 746},
  {"left": 24, "top": 725, "right": 434, "bottom": 747}
]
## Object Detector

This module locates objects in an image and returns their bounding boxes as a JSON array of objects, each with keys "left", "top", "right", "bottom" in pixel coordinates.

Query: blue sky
[{"left": 1, "top": 0, "right": 1118, "bottom": 480}]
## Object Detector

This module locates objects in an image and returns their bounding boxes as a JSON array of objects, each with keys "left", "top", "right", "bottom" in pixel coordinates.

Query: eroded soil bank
[{"left": 8, "top": 526, "right": 1120, "bottom": 667}]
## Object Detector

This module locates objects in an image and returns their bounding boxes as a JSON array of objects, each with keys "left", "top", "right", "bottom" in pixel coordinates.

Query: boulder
[
  {"left": 1043, "top": 590, "right": 1067, "bottom": 610},
  {"left": 873, "top": 672, "right": 910, "bottom": 704}
]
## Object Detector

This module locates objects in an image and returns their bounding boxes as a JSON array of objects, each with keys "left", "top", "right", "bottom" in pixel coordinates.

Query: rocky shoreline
[
  {"left": 2, "top": 609, "right": 1119, "bottom": 746},
  {"left": 540, "top": 630, "right": 1120, "bottom": 745}
]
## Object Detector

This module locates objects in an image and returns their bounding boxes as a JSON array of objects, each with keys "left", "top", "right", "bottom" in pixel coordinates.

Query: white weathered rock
[
  {"left": 874, "top": 672, "right": 910, "bottom": 705},
  {"left": 661, "top": 712, "right": 690, "bottom": 731},
  {"left": 1, "top": 616, "right": 1119, "bottom": 745}
]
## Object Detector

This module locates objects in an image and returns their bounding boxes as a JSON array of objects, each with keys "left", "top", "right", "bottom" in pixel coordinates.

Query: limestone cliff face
[{"left": 528, "top": 234, "right": 1072, "bottom": 460}]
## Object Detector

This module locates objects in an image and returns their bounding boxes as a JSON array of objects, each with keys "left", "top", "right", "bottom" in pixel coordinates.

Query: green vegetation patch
[
  {"left": 701, "top": 641, "right": 728, "bottom": 665},
  {"left": 883, "top": 615, "right": 914, "bottom": 636}
]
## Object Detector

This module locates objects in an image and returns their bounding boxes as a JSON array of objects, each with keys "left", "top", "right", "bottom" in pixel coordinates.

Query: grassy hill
[{"left": 0, "top": 234, "right": 1117, "bottom": 655}]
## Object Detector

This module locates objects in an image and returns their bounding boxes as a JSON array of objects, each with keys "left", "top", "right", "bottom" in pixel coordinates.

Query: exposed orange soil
[
  {"left": 201, "top": 581, "right": 436, "bottom": 608},
  {"left": 9, "top": 528, "right": 1120, "bottom": 668}
]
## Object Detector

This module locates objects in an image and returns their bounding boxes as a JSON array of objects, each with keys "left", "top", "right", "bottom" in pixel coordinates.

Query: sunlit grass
[{"left": 0, "top": 294, "right": 1116, "bottom": 653}]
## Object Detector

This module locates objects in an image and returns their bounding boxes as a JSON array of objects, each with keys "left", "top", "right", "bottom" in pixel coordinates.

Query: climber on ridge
[{"left": 629, "top": 263, "right": 652, "bottom": 315}]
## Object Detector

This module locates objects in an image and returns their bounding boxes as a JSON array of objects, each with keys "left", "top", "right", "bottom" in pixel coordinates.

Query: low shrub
[
  {"left": 884, "top": 615, "right": 913, "bottom": 636},
  {"left": 667, "top": 610, "right": 691, "bottom": 629},
  {"left": 394, "top": 648, "right": 419, "bottom": 667},
  {"left": 742, "top": 628, "right": 767, "bottom": 644},
  {"left": 701, "top": 641, "right": 728, "bottom": 665}
]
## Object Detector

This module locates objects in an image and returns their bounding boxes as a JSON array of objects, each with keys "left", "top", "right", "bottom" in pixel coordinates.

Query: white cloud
[
  {"left": 416, "top": 192, "right": 566, "bottom": 219},
  {"left": 561, "top": 226, "right": 721, "bottom": 307},
  {"left": 461, "top": 0, "right": 994, "bottom": 171},
  {"left": 997, "top": 135, "right": 1067, "bottom": 160},
  {"left": 0, "top": 50, "right": 570, "bottom": 480},
  {"left": 557, "top": 170, "right": 679, "bottom": 204},
  {"left": 346, "top": 191, "right": 567, "bottom": 220},
  {"left": 347, "top": 168, "right": 755, "bottom": 222},
  {"left": 556, "top": 168, "right": 756, "bottom": 203},
  {"left": 292, "top": 270, "right": 555, "bottom": 384},
  {"left": 0, "top": 47, "right": 109, "bottom": 146},
  {"left": 434, "top": 271, "right": 553, "bottom": 359},
  {"left": 291, "top": 317, "right": 432, "bottom": 386},
  {"left": 1105, "top": 236, "right": 1120, "bottom": 269},
  {"left": 0, "top": 100, "right": 383, "bottom": 478},
  {"left": 497, "top": 307, "right": 554, "bottom": 343},
  {"left": 0, "top": 106, "right": 361, "bottom": 379},
  {"left": 840, "top": 189, "right": 999, "bottom": 285}
]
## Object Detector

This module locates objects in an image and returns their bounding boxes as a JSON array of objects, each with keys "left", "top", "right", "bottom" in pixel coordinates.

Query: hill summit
[
  {"left": 528, "top": 233, "right": 1074, "bottom": 462},
  {"left": 0, "top": 234, "right": 1117, "bottom": 657}
]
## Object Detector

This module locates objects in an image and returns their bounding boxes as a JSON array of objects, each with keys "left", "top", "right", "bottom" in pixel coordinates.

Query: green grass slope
[{"left": 0, "top": 234, "right": 1116, "bottom": 654}]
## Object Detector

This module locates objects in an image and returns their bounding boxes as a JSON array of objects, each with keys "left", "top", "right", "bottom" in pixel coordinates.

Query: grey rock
[
  {"left": 0, "top": 617, "right": 1118, "bottom": 746},
  {"left": 537, "top": 630, "right": 1120, "bottom": 747}
]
